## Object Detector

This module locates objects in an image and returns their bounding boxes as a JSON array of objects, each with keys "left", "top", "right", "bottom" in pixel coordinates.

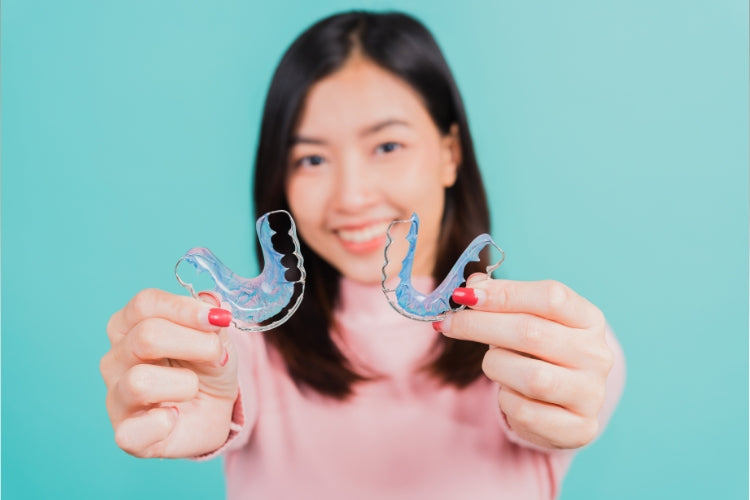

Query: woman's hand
[
  {"left": 436, "top": 275, "right": 614, "bottom": 450},
  {"left": 100, "top": 288, "right": 239, "bottom": 458}
]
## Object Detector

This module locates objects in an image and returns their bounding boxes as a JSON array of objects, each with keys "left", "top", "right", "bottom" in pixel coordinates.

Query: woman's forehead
[{"left": 294, "top": 59, "right": 434, "bottom": 138}]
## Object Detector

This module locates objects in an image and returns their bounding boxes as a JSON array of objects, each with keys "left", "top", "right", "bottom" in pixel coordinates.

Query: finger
[
  {"left": 120, "top": 317, "right": 226, "bottom": 366},
  {"left": 100, "top": 350, "right": 119, "bottom": 388},
  {"left": 107, "top": 288, "right": 231, "bottom": 342},
  {"left": 498, "top": 386, "right": 599, "bottom": 449},
  {"left": 108, "top": 364, "right": 199, "bottom": 421},
  {"left": 104, "top": 316, "right": 229, "bottom": 392},
  {"left": 483, "top": 348, "right": 604, "bottom": 416},
  {"left": 452, "top": 279, "right": 604, "bottom": 329},
  {"left": 197, "top": 291, "right": 221, "bottom": 307},
  {"left": 441, "top": 310, "right": 583, "bottom": 366},
  {"left": 114, "top": 406, "right": 179, "bottom": 458}
]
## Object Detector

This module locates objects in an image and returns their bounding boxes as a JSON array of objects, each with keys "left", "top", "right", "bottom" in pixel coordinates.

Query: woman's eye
[
  {"left": 375, "top": 142, "right": 402, "bottom": 155},
  {"left": 295, "top": 155, "right": 326, "bottom": 168}
]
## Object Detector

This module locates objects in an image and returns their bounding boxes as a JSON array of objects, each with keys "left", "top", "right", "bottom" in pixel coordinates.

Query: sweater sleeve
[{"left": 192, "top": 328, "right": 263, "bottom": 460}]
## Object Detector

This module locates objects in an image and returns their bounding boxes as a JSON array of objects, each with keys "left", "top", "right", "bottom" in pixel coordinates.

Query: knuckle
[
  {"left": 104, "top": 390, "right": 120, "bottom": 421},
  {"left": 152, "top": 408, "right": 175, "bottom": 435},
  {"left": 600, "top": 345, "right": 615, "bottom": 373},
  {"left": 131, "top": 322, "right": 161, "bottom": 360},
  {"left": 105, "top": 313, "right": 120, "bottom": 341},
  {"left": 131, "top": 288, "right": 160, "bottom": 318},
  {"left": 587, "top": 419, "right": 600, "bottom": 441},
  {"left": 496, "top": 387, "right": 512, "bottom": 409},
  {"left": 185, "top": 370, "right": 200, "bottom": 394},
  {"left": 497, "top": 385, "right": 512, "bottom": 402},
  {"left": 575, "top": 419, "right": 599, "bottom": 448},
  {"left": 492, "top": 286, "right": 509, "bottom": 309},
  {"left": 528, "top": 367, "right": 557, "bottom": 398},
  {"left": 497, "top": 388, "right": 535, "bottom": 427},
  {"left": 169, "top": 296, "right": 193, "bottom": 323},
  {"left": 160, "top": 408, "right": 176, "bottom": 432},
  {"left": 481, "top": 348, "right": 496, "bottom": 377},
  {"left": 588, "top": 342, "right": 615, "bottom": 374},
  {"left": 449, "top": 311, "right": 471, "bottom": 338},
  {"left": 511, "top": 399, "right": 537, "bottom": 428},
  {"left": 99, "top": 352, "right": 114, "bottom": 384},
  {"left": 496, "top": 387, "right": 505, "bottom": 406},
  {"left": 592, "top": 308, "right": 607, "bottom": 329},
  {"left": 106, "top": 315, "right": 115, "bottom": 334},
  {"left": 114, "top": 427, "right": 141, "bottom": 457},
  {"left": 519, "top": 317, "right": 544, "bottom": 349},
  {"left": 577, "top": 374, "right": 607, "bottom": 415},
  {"left": 544, "top": 280, "right": 567, "bottom": 313},
  {"left": 124, "top": 365, "right": 154, "bottom": 404},
  {"left": 207, "top": 335, "right": 223, "bottom": 360}
]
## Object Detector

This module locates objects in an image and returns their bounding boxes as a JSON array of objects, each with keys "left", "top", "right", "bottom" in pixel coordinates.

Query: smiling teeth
[{"left": 338, "top": 222, "right": 391, "bottom": 243}]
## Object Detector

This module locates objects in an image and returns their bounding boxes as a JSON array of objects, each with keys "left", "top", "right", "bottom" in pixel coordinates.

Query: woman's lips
[{"left": 335, "top": 221, "right": 392, "bottom": 253}]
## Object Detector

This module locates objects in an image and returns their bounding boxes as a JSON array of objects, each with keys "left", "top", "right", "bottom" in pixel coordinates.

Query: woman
[{"left": 101, "top": 11, "right": 624, "bottom": 499}]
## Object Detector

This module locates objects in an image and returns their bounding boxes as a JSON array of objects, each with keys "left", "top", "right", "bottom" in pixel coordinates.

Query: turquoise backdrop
[{"left": 2, "top": 1, "right": 747, "bottom": 498}]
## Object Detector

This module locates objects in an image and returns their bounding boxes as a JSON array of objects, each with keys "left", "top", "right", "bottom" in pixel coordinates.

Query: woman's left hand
[{"left": 435, "top": 274, "right": 615, "bottom": 450}]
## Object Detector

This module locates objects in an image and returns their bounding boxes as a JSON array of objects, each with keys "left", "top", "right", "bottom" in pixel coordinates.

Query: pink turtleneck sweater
[{"left": 206, "top": 278, "right": 625, "bottom": 500}]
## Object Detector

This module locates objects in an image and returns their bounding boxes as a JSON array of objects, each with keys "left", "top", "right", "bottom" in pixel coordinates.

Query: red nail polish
[
  {"left": 452, "top": 287, "right": 478, "bottom": 306},
  {"left": 219, "top": 348, "right": 229, "bottom": 367},
  {"left": 432, "top": 321, "right": 443, "bottom": 332},
  {"left": 208, "top": 308, "right": 232, "bottom": 327}
]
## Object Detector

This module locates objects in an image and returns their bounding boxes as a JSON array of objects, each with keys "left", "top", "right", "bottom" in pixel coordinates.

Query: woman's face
[{"left": 285, "top": 57, "right": 460, "bottom": 284}]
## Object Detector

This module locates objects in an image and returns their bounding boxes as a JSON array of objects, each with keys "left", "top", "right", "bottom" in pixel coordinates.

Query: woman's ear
[{"left": 440, "top": 123, "right": 462, "bottom": 188}]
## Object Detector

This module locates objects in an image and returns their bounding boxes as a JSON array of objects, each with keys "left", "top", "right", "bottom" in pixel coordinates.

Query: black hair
[{"left": 254, "top": 11, "right": 492, "bottom": 398}]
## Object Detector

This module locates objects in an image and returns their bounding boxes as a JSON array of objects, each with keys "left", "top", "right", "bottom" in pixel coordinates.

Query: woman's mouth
[{"left": 335, "top": 221, "right": 392, "bottom": 252}]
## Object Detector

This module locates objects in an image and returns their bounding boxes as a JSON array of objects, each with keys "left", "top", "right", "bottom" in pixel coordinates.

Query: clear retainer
[
  {"left": 175, "top": 210, "right": 306, "bottom": 332},
  {"left": 381, "top": 212, "right": 505, "bottom": 321}
]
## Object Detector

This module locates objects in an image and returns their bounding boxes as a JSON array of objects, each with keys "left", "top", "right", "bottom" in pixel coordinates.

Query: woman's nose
[{"left": 330, "top": 158, "right": 380, "bottom": 213}]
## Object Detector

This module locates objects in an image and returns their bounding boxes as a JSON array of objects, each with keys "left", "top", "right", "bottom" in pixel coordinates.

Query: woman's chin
[{"left": 334, "top": 258, "right": 387, "bottom": 285}]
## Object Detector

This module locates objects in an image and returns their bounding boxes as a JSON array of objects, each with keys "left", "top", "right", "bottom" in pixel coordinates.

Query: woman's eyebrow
[
  {"left": 291, "top": 119, "right": 411, "bottom": 145},
  {"left": 360, "top": 119, "right": 411, "bottom": 137},
  {"left": 290, "top": 135, "right": 327, "bottom": 146}
]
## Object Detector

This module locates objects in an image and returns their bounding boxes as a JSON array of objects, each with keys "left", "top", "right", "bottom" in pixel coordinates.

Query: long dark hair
[{"left": 253, "top": 11, "right": 492, "bottom": 399}]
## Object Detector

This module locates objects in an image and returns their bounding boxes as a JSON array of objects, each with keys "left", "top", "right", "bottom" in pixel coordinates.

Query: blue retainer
[
  {"left": 381, "top": 212, "right": 505, "bottom": 321},
  {"left": 175, "top": 210, "right": 306, "bottom": 331}
]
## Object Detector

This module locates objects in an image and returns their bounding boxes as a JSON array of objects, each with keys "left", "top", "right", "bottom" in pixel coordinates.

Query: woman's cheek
[
  {"left": 287, "top": 175, "right": 314, "bottom": 212},
  {"left": 287, "top": 177, "right": 328, "bottom": 238}
]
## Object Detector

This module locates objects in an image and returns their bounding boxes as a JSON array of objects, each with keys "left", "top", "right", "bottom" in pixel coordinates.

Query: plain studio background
[{"left": 2, "top": 1, "right": 747, "bottom": 499}]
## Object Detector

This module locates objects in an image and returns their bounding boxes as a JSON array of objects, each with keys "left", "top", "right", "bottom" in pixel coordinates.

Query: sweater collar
[{"left": 333, "top": 276, "right": 440, "bottom": 380}]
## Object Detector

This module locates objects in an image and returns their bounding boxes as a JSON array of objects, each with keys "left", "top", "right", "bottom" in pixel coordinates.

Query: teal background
[{"left": 2, "top": 1, "right": 747, "bottom": 498}]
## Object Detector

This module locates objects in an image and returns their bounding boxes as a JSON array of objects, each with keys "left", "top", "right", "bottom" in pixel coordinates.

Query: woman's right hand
[{"left": 100, "top": 288, "right": 239, "bottom": 458}]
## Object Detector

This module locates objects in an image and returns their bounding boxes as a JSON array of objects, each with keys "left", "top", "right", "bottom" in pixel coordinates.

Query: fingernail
[
  {"left": 198, "top": 291, "right": 221, "bottom": 307},
  {"left": 452, "top": 287, "right": 478, "bottom": 306},
  {"left": 170, "top": 406, "right": 180, "bottom": 420},
  {"left": 432, "top": 315, "right": 452, "bottom": 333},
  {"left": 208, "top": 308, "right": 232, "bottom": 327},
  {"left": 466, "top": 273, "right": 490, "bottom": 286},
  {"left": 219, "top": 347, "right": 229, "bottom": 367}
]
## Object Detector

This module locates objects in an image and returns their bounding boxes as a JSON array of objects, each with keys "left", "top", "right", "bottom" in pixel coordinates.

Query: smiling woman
[
  {"left": 99, "top": 10, "right": 625, "bottom": 500},
  {"left": 253, "top": 11, "right": 498, "bottom": 401},
  {"left": 286, "top": 57, "right": 460, "bottom": 282}
]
